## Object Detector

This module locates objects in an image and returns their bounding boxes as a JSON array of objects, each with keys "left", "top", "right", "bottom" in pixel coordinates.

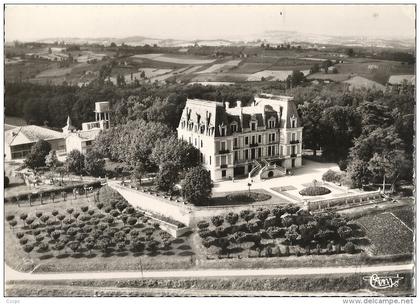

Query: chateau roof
[{"left": 179, "top": 94, "right": 301, "bottom": 137}]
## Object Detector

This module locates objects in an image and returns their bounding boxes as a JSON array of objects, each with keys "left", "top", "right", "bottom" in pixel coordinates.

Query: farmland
[
  {"left": 5, "top": 187, "right": 195, "bottom": 273},
  {"left": 356, "top": 212, "right": 413, "bottom": 256}
]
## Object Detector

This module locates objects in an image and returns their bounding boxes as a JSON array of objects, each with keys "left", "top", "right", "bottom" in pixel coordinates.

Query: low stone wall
[
  {"left": 306, "top": 191, "right": 382, "bottom": 211},
  {"left": 109, "top": 183, "right": 193, "bottom": 226},
  {"left": 145, "top": 213, "right": 192, "bottom": 238}
]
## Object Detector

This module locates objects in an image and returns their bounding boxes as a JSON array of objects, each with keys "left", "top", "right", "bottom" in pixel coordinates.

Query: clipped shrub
[
  {"left": 299, "top": 186, "right": 331, "bottom": 196},
  {"left": 344, "top": 241, "right": 356, "bottom": 254}
]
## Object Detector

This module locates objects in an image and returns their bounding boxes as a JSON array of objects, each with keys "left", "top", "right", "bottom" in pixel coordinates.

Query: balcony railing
[
  {"left": 249, "top": 143, "right": 259, "bottom": 147},
  {"left": 291, "top": 153, "right": 297, "bottom": 158},
  {"left": 290, "top": 140, "right": 300, "bottom": 144},
  {"left": 218, "top": 149, "right": 230, "bottom": 154},
  {"left": 220, "top": 164, "right": 228, "bottom": 169}
]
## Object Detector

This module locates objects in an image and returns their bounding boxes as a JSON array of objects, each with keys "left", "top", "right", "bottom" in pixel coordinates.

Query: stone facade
[{"left": 177, "top": 94, "right": 303, "bottom": 181}]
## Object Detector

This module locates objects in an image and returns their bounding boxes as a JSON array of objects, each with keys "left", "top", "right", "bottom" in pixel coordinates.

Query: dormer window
[
  {"left": 250, "top": 121, "right": 257, "bottom": 131},
  {"left": 268, "top": 117, "right": 276, "bottom": 128},
  {"left": 290, "top": 116, "right": 297, "bottom": 128},
  {"left": 230, "top": 122, "right": 238, "bottom": 134},
  {"left": 221, "top": 127, "right": 226, "bottom": 137}
]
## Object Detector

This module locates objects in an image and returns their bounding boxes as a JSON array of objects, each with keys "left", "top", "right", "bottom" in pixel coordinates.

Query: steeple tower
[{"left": 62, "top": 115, "right": 76, "bottom": 134}]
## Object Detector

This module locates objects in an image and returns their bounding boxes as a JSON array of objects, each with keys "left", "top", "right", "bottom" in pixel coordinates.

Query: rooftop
[
  {"left": 6, "top": 125, "right": 64, "bottom": 146},
  {"left": 388, "top": 75, "right": 415, "bottom": 85}
]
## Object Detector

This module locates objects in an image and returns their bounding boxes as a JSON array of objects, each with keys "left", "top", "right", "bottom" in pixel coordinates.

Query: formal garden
[
  {"left": 196, "top": 205, "right": 365, "bottom": 259},
  {"left": 5, "top": 186, "right": 196, "bottom": 273}
]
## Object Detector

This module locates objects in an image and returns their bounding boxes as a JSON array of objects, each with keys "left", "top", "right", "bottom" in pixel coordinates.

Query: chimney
[
  {"left": 236, "top": 100, "right": 242, "bottom": 108},
  {"left": 225, "top": 101, "right": 230, "bottom": 109}
]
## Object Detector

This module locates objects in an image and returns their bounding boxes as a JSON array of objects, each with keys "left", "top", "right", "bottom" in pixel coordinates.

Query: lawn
[
  {"left": 388, "top": 205, "right": 414, "bottom": 230},
  {"left": 5, "top": 187, "right": 195, "bottom": 273},
  {"left": 356, "top": 212, "right": 413, "bottom": 256},
  {"left": 211, "top": 189, "right": 288, "bottom": 206}
]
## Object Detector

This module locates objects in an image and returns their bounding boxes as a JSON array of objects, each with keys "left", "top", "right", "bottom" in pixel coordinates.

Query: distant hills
[{"left": 33, "top": 30, "right": 415, "bottom": 49}]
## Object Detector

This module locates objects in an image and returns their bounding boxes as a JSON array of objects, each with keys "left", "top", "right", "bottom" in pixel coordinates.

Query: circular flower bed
[
  {"left": 299, "top": 186, "right": 331, "bottom": 196},
  {"left": 226, "top": 192, "right": 271, "bottom": 204}
]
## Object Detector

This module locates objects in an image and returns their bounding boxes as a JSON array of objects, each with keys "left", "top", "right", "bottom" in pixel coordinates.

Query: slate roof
[{"left": 179, "top": 94, "right": 301, "bottom": 137}]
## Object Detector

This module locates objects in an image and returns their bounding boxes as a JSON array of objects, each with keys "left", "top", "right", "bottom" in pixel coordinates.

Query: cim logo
[{"left": 363, "top": 274, "right": 404, "bottom": 289}]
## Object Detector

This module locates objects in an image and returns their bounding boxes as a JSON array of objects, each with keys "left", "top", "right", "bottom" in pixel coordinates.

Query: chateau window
[
  {"left": 194, "top": 138, "right": 197, "bottom": 146},
  {"left": 268, "top": 119, "right": 275, "bottom": 128},
  {"left": 252, "top": 135, "right": 256, "bottom": 144},
  {"left": 290, "top": 116, "right": 297, "bottom": 128},
  {"left": 181, "top": 121, "right": 186, "bottom": 129},
  {"left": 251, "top": 122, "right": 257, "bottom": 131},
  {"left": 269, "top": 133, "right": 276, "bottom": 143},
  {"left": 200, "top": 125, "right": 205, "bottom": 134},
  {"left": 221, "top": 141, "right": 226, "bottom": 151},
  {"left": 233, "top": 138, "right": 238, "bottom": 148},
  {"left": 245, "top": 137, "right": 249, "bottom": 145},
  {"left": 234, "top": 151, "right": 238, "bottom": 161},
  {"left": 230, "top": 123, "right": 238, "bottom": 134},
  {"left": 221, "top": 155, "right": 227, "bottom": 165},
  {"left": 221, "top": 127, "right": 226, "bottom": 137},
  {"left": 258, "top": 135, "right": 262, "bottom": 143},
  {"left": 201, "top": 140, "right": 203, "bottom": 148},
  {"left": 244, "top": 149, "right": 249, "bottom": 160},
  {"left": 209, "top": 156, "right": 211, "bottom": 165}
]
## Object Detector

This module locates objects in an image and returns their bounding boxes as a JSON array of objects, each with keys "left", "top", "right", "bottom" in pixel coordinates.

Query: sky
[{"left": 5, "top": 4, "right": 416, "bottom": 42}]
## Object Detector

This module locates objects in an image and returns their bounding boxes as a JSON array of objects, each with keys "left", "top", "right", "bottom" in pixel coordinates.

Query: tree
[
  {"left": 66, "top": 150, "right": 85, "bottom": 175},
  {"left": 25, "top": 140, "right": 51, "bottom": 168},
  {"left": 23, "top": 244, "right": 34, "bottom": 257},
  {"left": 131, "top": 238, "right": 145, "bottom": 252},
  {"left": 181, "top": 166, "right": 213, "bottom": 204},
  {"left": 256, "top": 209, "right": 270, "bottom": 222},
  {"left": 346, "top": 48, "right": 355, "bottom": 57},
  {"left": 337, "top": 225, "right": 352, "bottom": 240},
  {"left": 285, "top": 225, "right": 300, "bottom": 245},
  {"left": 368, "top": 150, "right": 409, "bottom": 193},
  {"left": 151, "top": 135, "right": 199, "bottom": 171},
  {"left": 155, "top": 161, "right": 179, "bottom": 192},
  {"left": 343, "top": 241, "right": 356, "bottom": 254},
  {"left": 132, "top": 162, "right": 146, "bottom": 185},
  {"left": 286, "top": 70, "right": 305, "bottom": 88},
  {"left": 298, "top": 99, "right": 332, "bottom": 156},
  {"left": 84, "top": 150, "right": 105, "bottom": 177},
  {"left": 211, "top": 215, "right": 224, "bottom": 227},
  {"left": 45, "top": 150, "right": 59, "bottom": 169},
  {"left": 225, "top": 212, "right": 239, "bottom": 226},
  {"left": 240, "top": 210, "right": 255, "bottom": 223}
]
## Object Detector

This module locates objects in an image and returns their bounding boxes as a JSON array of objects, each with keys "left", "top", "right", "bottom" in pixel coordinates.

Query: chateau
[{"left": 177, "top": 94, "right": 303, "bottom": 181}]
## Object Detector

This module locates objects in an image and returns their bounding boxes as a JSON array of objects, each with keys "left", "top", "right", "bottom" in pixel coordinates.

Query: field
[
  {"left": 308, "top": 58, "right": 415, "bottom": 85},
  {"left": 356, "top": 212, "right": 414, "bottom": 256},
  {"left": 247, "top": 69, "right": 310, "bottom": 81},
  {"left": 389, "top": 205, "right": 414, "bottom": 230},
  {"left": 4, "top": 188, "right": 195, "bottom": 273},
  {"left": 131, "top": 53, "right": 215, "bottom": 65},
  {"left": 197, "top": 60, "right": 242, "bottom": 74}
]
